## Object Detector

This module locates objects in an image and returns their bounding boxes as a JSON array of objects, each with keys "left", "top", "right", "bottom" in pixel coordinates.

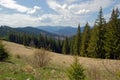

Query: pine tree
[
  {"left": 56, "top": 37, "right": 62, "bottom": 53},
  {"left": 73, "top": 24, "right": 81, "bottom": 55},
  {"left": 87, "top": 7, "right": 106, "bottom": 58},
  {"left": 23, "top": 33, "right": 28, "bottom": 46},
  {"left": 0, "top": 40, "right": 8, "bottom": 61},
  {"left": 67, "top": 56, "right": 85, "bottom": 80},
  {"left": 87, "top": 24, "right": 99, "bottom": 57},
  {"left": 62, "top": 37, "right": 69, "bottom": 54},
  {"left": 80, "top": 22, "right": 90, "bottom": 57},
  {"left": 104, "top": 8, "right": 120, "bottom": 59},
  {"left": 96, "top": 7, "right": 106, "bottom": 58},
  {"left": 70, "top": 36, "right": 75, "bottom": 55}
]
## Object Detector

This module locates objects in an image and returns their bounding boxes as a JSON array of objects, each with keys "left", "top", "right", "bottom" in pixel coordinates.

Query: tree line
[
  {"left": 62, "top": 8, "right": 120, "bottom": 60},
  {"left": 6, "top": 8, "right": 120, "bottom": 60},
  {"left": 8, "top": 32, "right": 63, "bottom": 53}
]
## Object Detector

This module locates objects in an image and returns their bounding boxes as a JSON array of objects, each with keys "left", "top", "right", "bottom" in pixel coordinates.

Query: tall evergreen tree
[
  {"left": 80, "top": 22, "right": 90, "bottom": 57},
  {"left": 0, "top": 40, "right": 8, "bottom": 61},
  {"left": 87, "top": 24, "right": 99, "bottom": 57},
  {"left": 56, "top": 37, "right": 62, "bottom": 53},
  {"left": 70, "top": 36, "right": 75, "bottom": 55},
  {"left": 104, "top": 8, "right": 120, "bottom": 59},
  {"left": 62, "top": 37, "right": 69, "bottom": 54},
  {"left": 23, "top": 33, "right": 28, "bottom": 46},
  {"left": 73, "top": 24, "right": 81, "bottom": 55},
  {"left": 87, "top": 7, "right": 106, "bottom": 58},
  {"left": 96, "top": 7, "right": 106, "bottom": 58}
]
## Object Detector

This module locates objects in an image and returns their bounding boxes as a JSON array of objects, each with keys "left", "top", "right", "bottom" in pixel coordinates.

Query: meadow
[{"left": 0, "top": 41, "right": 120, "bottom": 80}]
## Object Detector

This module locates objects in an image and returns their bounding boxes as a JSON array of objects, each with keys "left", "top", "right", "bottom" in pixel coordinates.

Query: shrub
[
  {"left": 0, "top": 40, "right": 9, "bottom": 61},
  {"left": 67, "top": 56, "right": 85, "bottom": 80},
  {"left": 29, "top": 49, "right": 51, "bottom": 67}
]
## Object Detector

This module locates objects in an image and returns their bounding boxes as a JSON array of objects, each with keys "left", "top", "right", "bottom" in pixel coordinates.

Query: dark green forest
[{"left": 0, "top": 8, "right": 120, "bottom": 59}]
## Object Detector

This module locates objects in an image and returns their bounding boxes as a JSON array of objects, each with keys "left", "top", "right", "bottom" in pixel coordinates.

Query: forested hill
[{"left": 0, "top": 26, "right": 63, "bottom": 39}]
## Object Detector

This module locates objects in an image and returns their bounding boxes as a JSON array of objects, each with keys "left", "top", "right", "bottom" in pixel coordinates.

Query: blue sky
[{"left": 0, "top": 0, "right": 120, "bottom": 27}]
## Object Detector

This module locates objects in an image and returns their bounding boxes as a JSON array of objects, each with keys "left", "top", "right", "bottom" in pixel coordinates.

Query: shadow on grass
[{"left": 0, "top": 60, "right": 15, "bottom": 64}]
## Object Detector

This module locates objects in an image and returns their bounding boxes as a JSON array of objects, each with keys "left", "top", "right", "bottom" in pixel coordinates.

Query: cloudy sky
[{"left": 0, "top": 0, "right": 120, "bottom": 27}]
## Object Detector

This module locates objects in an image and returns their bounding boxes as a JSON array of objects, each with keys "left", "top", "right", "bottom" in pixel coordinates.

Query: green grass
[
  {"left": 0, "top": 55, "right": 120, "bottom": 80},
  {"left": 0, "top": 57, "right": 36, "bottom": 80},
  {"left": 0, "top": 57, "right": 68, "bottom": 80}
]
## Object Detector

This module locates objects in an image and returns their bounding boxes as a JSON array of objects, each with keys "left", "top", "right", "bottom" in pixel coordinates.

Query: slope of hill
[{"left": 3, "top": 41, "right": 120, "bottom": 80}]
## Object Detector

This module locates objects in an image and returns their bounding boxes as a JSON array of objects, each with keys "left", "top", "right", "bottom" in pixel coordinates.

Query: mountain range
[
  {"left": 37, "top": 26, "right": 84, "bottom": 36},
  {"left": 0, "top": 26, "right": 84, "bottom": 39}
]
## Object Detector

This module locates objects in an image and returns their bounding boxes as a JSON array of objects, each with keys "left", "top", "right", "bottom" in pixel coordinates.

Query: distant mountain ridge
[
  {"left": 15, "top": 26, "right": 60, "bottom": 37},
  {"left": 0, "top": 26, "right": 63, "bottom": 39},
  {"left": 37, "top": 26, "right": 84, "bottom": 36},
  {"left": 0, "top": 26, "right": 84, "bottom": 39}
]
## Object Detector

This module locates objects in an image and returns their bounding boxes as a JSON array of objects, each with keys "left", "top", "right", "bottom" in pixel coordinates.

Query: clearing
[{"left": 0, "top": 41, "right": 120, "bottom": 80}]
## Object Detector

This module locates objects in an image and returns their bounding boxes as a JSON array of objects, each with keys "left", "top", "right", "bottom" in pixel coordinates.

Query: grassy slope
[{"left": 1, "top": 41, "right": 120, "bottom": 80}]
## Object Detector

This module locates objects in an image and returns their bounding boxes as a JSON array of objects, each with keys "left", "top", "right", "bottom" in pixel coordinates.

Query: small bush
[
  {"left": 67, "top": 56, "right": 85, "bottom": 80},
  {"left": 28, "top": 49, "right": 51, "bottom": 67},
  {"left": 0, "top": 40, "right": 9, "bottom": 61},
  {"left": 15, "top": 54, "right": 21, "bottom": 59}
]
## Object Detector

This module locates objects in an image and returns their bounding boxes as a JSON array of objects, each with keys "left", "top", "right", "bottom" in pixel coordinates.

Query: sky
[{"left": 0, "top": 0, "right": 120, "bottom": 27}]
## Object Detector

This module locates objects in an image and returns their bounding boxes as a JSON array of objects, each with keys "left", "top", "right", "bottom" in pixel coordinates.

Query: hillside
[
  {"left": 2, "top": 41, "right": 120, "bottom": 80},
  {"left": 0, "top": 26, "right": 62, "bottom": 39}
]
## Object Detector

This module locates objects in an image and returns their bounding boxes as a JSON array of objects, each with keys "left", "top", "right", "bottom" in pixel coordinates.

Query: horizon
[{"left": 0, "top": 0, "right": 120, "bottom": 28}]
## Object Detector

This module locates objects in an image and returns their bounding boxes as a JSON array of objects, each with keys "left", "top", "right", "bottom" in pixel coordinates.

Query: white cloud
[
  {"left": 0, "top": 0, "right": 116, "bottom": 27},
  {"left": 45, "top": 0, "right": 113, "bottom": 27},
  {"left": 27, "top": 6, "right": 41, "bottom": 14},
  {"left": 47, "top": 0, "right": 67, "bottom": 12},
  {"left": 68, "top": 0, "right": 113, "bottom": 13},
  {"left": 47, "top": 0, "right": 113, "bottom": 15},
  {"left": 0, "top": 13, "right": 88, "bottom": 27},
  {"left": 0, "top": 13, "right": 40, "bottom": 27},
  {"left": 0, "top": 0, "right": 41, "bottom": 14},
  {"left": 115, "top": 3, "right": 120, "bottom": 8},
  {"left": 75, "top": 9, "right": 90, "bottom": 14}
]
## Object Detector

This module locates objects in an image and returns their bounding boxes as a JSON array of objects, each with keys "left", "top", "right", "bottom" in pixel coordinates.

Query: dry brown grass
[{"left": 3, "top": 41, "right": 120, "bottom": 80}]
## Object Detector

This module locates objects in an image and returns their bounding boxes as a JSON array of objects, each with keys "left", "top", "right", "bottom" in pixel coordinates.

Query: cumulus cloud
[
  {"left": 0, "top": 0, "right": 40, "bottom": 14},
  {"left": 47, "top": 0, "right": 113, "bottom": 15},
  {"left": 0, "top": 0, "right": 117, "bottom": 27},
  {"left": 75, "top": 9, "right": 90, "bottom": 14},
  {"left": 0, "top": 13, "right": 40, "bottom": 27},
  {"left": 47, "top": 0, "right": 67, "bottom": 12},
  {"left": 27, "top": 6, "right": 41, "bottom": 14},
  {"left": 45, "top": 0, "right": 114, "bottom": 26}
]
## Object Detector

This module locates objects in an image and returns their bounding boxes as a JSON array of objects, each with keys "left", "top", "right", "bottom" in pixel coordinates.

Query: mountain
[
  {"left": 0, "top": 26, "right": 63, "bottom": 39},
  {"left": 37, "top": 26, "right": 62, "bottom": 33},
  {"left": 0, "top": 26, "right": 15, "bottom": 38},
  {"left": 37, "top": 26, "right": 84, "bottom": 36},
  {"left": 15, "top": 26, "right": 60, "bottom": 37}
]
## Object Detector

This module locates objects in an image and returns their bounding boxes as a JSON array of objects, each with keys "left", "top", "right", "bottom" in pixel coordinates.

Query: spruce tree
[
  {"left": 70, "top": 36, "right": 75, "bottom": 55},
  {"left": 56, "top": 37, "right": 62, "bottom": 53},
  {"left": 0, "top": 40, "right": 8, "bottom": 61},
  {"left": 104, "top": 8, "right": 120, "bottom": 59},
  {"left": 67, "top": 56, "right": 85, "bottom": 80},
  {"left": 87, "top": 7, "right": 106, "bottom": 58},
  {"left": 96, "top": 7, "right": 106, "bottom": 58},
  {"left": 62, "top": 37, "right": 69, "bottom": 54},
  {"left": 80, "top": 22, "right": 90, "bottom": 57},
  {"left": 87, "top": 24, "right": 99, "bottom": 57},
  {"left": 73, "top": 24, "right": 81, "bottom": 55}
]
